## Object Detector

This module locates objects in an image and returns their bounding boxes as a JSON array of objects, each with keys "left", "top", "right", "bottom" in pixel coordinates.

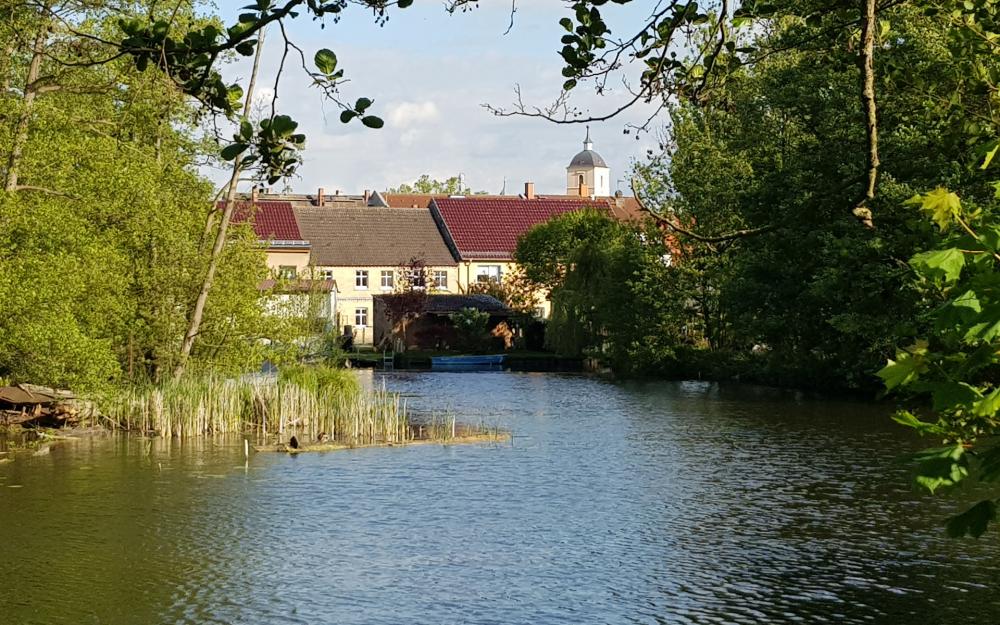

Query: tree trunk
[
  {"left": 852, "top": 0, "right": 878, "bottom": 227},
  {"left": 173, "top": 26, "right": 267, "bottom": 379},
  {"left": 4, "top": 15, "right": 47, "bottom": 193}
]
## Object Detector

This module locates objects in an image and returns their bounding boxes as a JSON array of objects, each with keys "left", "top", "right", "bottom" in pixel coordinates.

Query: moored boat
[{"left": 431, "top": 354, "right": 505, "bottom": 370}]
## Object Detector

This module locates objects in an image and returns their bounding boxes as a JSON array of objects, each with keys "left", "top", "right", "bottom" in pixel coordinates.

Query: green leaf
[
  {"left": 910, "top": 187, "right": 962, "bottom": 230},
  {"left": 220, "top": 143, "right": 248, "bottom": 161},
  {"left": 908, "top": 444, "right": 967, "bottom": 493},
  {"left": 962, "top": 304, "right": 1000, "bottom": 343},
  {"left": 355, "top": 97, "right": 372, "bottom": 112},
  {"left": 931, "top": 382, "right": 982, "bottom": 413},
  {"left": 951, "top": 290, "right": 981, "bottom": 314},
  {"left": 910, "top": 248, "right": 965, "bottom": 283},
  {"left": 892, "top": 410, "right": 945, "bottom": 435},
  {"left": 973, "top": 386, "right": 1000, "bottom": 417},
  {"left": 339, "top": 110, "right": 356, "bottom": 124},
  {"left": 239, "top": 120, "right": 253, "bottom": 141},
  {"left": 982, "top": 142, "right": 999, "bottom": 170},
  {"left": 946, "top": 500, "right": 997, "bottom": 538},
  {"left": 877, "top": 352, "right": 926, "bottom": 390},
  {"left": 235, "top": 41, "right": 256, "bottom": 56},
  {"left": 563, "top": 79, "right": 577, "bottom": 91},
  {"left": 270, "top": 115, "right": 297, "bottom": 137},
  {"left": 314, "top": 48, "right": 338, "bottom": 75},
  {"left": 361, "top": 115, "right": 384, "bottom": 129}
]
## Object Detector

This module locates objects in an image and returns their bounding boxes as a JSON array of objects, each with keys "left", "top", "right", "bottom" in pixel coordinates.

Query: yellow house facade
[{"left": 293, "top": 205, "right": 459, "bottom": 345}]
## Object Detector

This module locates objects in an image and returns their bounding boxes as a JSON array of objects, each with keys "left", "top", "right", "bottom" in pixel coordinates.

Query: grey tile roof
[
  {"left": 293, "top": 206, "right": 457, "bottom": 267},
  {"left": 374, "top": 293, "right": 510, "bottom": 314},
  {"left": 424, "top": 294, "right": 509, "bottom": 313}
]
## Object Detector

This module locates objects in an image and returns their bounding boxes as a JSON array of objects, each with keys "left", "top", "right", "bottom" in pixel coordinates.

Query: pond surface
[{"left": 2, "top": 372, "right": 1000, "bottom": 624}]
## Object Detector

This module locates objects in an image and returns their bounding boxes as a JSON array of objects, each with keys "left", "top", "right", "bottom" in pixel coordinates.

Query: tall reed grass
[{"left": 99, "top": 367, "right": 410, "bottom": 444}]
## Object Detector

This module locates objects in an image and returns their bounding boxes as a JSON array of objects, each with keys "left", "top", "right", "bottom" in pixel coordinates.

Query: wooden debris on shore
[{"left": 0, "top": 384, "right": 93, "bottom": 428}]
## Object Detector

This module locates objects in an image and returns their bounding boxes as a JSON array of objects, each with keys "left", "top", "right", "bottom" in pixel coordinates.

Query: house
[
  {"left": 228, "top": 193, "right": 336, "bottom": 321},
  {"left": 225, "top": 131, "right": 653, "bottom": 337},
  {"left": 372, "top": 293, "right": 512, "bottom": 350},
  {"left": 429, "top": 188, "right": 608, "bottom": 317},
  {"left": 293, "top": 205, "right": 458, "bottom": 344}
]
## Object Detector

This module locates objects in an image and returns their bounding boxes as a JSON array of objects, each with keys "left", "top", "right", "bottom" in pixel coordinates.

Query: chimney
[
  {"left": 317, "top": 187, "right": 325, "bottom": 207},
  {"left": 524, "top": 182, "right": 535, "bottom": 200},
  {"left": 363, "top": 189, "right": 371, "bottom": 204},
  {"left": 578, "top": 180, "right": 589, "bottom": 197},
  {"left": 250, "top": 185, "right": 259, "bottom": 204}
]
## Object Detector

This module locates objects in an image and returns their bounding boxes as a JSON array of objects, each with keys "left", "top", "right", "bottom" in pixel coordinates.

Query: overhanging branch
[{"left": 631, "top": 178, "right": 776, "bottom": 244}]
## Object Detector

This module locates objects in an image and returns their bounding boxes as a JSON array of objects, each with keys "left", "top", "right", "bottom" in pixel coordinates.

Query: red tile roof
[
  {"left": 226, "top": 201, "right": 304, "bottom": 241},
  {"left": 431, "top": 197, "right": 610, "bottom": 260},
  {"left": 539, "top": 195, "right": 649, "bottom": 223}
]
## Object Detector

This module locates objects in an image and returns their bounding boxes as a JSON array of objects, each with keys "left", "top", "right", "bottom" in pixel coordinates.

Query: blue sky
[{"left": 212, "top": 1, "right": 663, "bottom": 195}]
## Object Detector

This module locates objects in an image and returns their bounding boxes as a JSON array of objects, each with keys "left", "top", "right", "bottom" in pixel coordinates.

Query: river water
[{"left": 2, "top": 372, "right": 999, "bottom": 624}]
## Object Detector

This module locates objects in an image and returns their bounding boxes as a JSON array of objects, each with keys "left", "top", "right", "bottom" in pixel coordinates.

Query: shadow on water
[{"left": 1, "top": 372, "right": 999, "bottom": 624}]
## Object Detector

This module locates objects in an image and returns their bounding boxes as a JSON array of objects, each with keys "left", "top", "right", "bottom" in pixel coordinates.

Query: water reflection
[{"left": 1, "top": 372, "right": 999, "bottom": 624}]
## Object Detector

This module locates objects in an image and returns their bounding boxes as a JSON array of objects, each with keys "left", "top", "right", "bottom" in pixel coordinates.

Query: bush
[{"left": 452, "top": 307, "right": 490, "bottom": 352}]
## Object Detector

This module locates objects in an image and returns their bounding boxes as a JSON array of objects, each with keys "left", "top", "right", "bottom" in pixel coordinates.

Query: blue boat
[{"left": 431, "top": 354, "right": 506, "bottom": 370}]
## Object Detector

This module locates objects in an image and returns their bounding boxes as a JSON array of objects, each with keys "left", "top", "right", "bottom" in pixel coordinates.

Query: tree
[
  {"left": 452, "top": 307, "right": 490, "bottom": 352},
  {"left": 625, "top": 2, "right": 1000, "bottom": 389},
  {"left": 0, "top": 4, "right": 289, "bottom": 388},
  {"left": 466, "top": 266, "right": 538, "bottom": 317},
  {"left": 516, "top": 209, "right": 683, "bottom": 373},
  {"left": 378, "top": 257, "right": 431, "bottom": 347},
  {"left": 387, "top": 175, "right": 486, "bottom": 196}
]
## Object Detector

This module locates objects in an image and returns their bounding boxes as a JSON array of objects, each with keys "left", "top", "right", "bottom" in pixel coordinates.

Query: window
[
  {"left": 355, "top": 270, "right": 368, "bottom": 289},
  {"left": 476, "top": 265, "right": 502, "bottom": 283},
  {"left": 409, "top": 269, "right": 426, "bottom": 289},
  {"left": 380, "top": 270, "right": 394, "bottom": 289},
  {"left": 432, "top": 270, "right": 448, "bottom": 289},
  {"left": 318, "top": 268, "right": 334, "bottom": 280},
  {"left": 277, "top": 265, "right": 297, "bottom": 279},
  {"left": 578, "top": 174, "right": 585, "bottom": 185},
  {"left": 354, "top": 308, "right": 368, "bottom": 327}
]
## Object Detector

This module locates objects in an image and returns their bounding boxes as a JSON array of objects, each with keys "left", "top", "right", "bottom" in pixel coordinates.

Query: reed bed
[
  {"left": 98, "top": 369, "right": 503, "bottom": 447},
  {"left": 99, "top": 372, "right": 409, "bottom": 445}
]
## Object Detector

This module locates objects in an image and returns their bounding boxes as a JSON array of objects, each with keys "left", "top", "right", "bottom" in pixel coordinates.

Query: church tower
[{"left": 566, "top": 127, "right": 611, "bottom": 197}]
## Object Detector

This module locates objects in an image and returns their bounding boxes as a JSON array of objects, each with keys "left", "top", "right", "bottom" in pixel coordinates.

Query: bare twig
[
  {"left": 631, "top": 178, "right": 776, "bottom": 245},
  {"left": 12, "top": 185, "right": 79, "bottom": 199}
]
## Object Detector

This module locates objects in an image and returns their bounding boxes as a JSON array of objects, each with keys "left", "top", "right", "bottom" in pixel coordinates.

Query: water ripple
[{"left": 2, "top": 373, "right": 1000, "bottom": 624}]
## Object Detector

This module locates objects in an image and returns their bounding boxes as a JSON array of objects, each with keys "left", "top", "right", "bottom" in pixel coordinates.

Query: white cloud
[
  {"left": 387, "top": 101, "right": 440, "bottom": 128},
  {"left": 253, "top": 87, "right": 275, "bottom": 103},
  {"left": 210, "top": 1, "right": 661, "bottom": 195}
]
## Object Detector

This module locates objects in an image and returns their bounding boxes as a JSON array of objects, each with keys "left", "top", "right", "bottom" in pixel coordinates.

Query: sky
[{"left": 209, "top": 0, "right": 664, "bottom": 196}]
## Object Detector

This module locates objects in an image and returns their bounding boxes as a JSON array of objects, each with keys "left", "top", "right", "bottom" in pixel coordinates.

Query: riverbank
[
  {"left": 348, "top": 349, "right": 584, "bottom": 372},
  {"left": 1, "top": 368, "right": 507, "bottom": 453}
]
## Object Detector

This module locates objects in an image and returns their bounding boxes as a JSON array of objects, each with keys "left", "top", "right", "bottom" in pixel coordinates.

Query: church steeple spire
[{"left": 567, "top": 127, "right": 610, "bottom": 197}]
